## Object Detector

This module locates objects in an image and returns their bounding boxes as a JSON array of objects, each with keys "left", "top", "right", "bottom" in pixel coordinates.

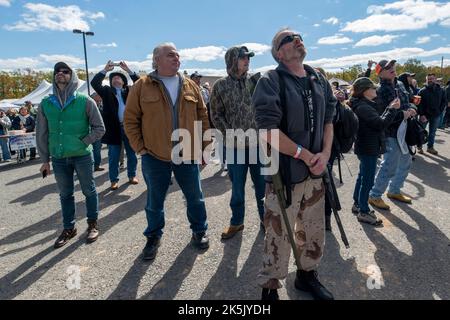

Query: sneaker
[
  {"left": 54, "top": 228, "right": 77, "bottom": 249},
  {"left": 351, "top": 203, "right": 360, "bottom": 215},
  {"left": 295, "top": 270, "right": 334, "bottom": 300},
  {"left": 191, "top": 232, "right": 210, "bottom": 250},
  {"left": 261, "top": 288, "right": 279, "bottom": 300},
  {"left": 368, "top": 197, "right": 390, "bottom": 210},
  {"left": 357, "top": 211, "right": 383, "bottom": 226},
  {"left": 427, "top": 147, "right": 438, "bottom": 155},
  {"left": 387, "top": 193, "right": 412, "bottom": 204},
  {"left": 142, "top": 236, "right": 161, "bottom": 261},
  {"left": 417, "top": 147, "right": 424, "bottom": 155},
  {"left": 221, "top": 224, "right": 244, "bottom": 240},
  {"left": 86, "top": 220, "right": 99, "bottom": 243}
]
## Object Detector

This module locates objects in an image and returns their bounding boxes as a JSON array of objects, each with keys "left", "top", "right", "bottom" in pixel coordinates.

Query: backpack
[
  {"left": 406, "top": 118, "right": 428, "bottom": 153},
  {"left": 334, "top": 102, "right": 359, "bottom": 153}
]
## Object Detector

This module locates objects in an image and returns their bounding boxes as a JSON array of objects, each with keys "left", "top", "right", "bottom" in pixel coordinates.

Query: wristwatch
[{"left": 293, "top": 145, "right": 303, "bottom": 159}]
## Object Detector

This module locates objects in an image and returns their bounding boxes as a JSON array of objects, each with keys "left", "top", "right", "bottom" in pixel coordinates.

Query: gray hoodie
[{"left": 36, "top": 64, "right": 105, "bottom": 163}]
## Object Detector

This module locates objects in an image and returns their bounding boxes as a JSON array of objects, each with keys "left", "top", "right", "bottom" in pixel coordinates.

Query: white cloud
[
  {"left": 323, "top": 17, "right": 339, "bottom": 25},
  {"left": 91, "top": 42, "right": 118, "bottom": 49},
  {"left": 318, "top": 34, "right": 353, "bottom": 45},
  {"left": 313, "top": 24, "right": 321, "bottom": 27},
  {"left": 4, "top": 3, "right": 105, "bottom": 32},
  {"left": 0, "top": 54, "right": 84, "bottom": 71},
  {"left": 178, "top": 46, "right": 226, "bottom": 62},
  {"left": 422, "top": 59, "right": 450, "bottom": 67},
  {"left": 342, "top": 0, "right": 450, "bottom": 33},
  {"left": 0, "top": 0, "right": 12, "bottom": 7},
  {"left": 239, "top": 43, "right": 271, "bottom": 55},
  {"left": 416, "top": 36, "right": 431, "bottom": 44},
  {"left": 355, "top": 35, "right": 400, "bottom": 47},
  {"left": 305, "top": 46, "right": 450, "bottom": 70}
]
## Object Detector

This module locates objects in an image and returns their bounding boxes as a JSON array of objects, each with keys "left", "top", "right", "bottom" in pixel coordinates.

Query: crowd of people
[
  {"left": 0, "top": 101, "right": 38, "bottom": 163},
  {"left": 3, "top": 27, "right": 449, "bottom": 301}
]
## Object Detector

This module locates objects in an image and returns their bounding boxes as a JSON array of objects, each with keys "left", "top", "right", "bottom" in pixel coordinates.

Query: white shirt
[{"left": 159, "top": 75, "right": 180, "bottom": 106}]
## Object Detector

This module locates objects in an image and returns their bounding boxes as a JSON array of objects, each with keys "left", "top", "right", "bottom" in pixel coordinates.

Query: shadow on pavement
[{"left": 361, "top": 204, "right": 450, "bottom": 299}]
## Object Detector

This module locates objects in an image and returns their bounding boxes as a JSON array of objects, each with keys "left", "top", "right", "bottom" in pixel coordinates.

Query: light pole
[{"left": 73, "top": 29, "right": 94, "bottom": 96}]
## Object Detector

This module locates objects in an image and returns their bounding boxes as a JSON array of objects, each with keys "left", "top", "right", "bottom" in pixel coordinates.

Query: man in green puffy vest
[{"left": 36, "top": 62, "right": 105, "bottom": 249}]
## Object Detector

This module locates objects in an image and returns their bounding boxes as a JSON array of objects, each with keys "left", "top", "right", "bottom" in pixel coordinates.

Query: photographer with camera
[{"left": 91, "top": 60, "right": 140, "bottom": 190}]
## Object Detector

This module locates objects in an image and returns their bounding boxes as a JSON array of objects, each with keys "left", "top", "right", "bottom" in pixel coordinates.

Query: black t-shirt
[{"left": 298, "top": 76, "right": 314, "bottom": 135}]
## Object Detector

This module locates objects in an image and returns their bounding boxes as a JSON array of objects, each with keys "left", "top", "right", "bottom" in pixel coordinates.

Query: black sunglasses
[
  {"left": 277, "top": 34, "right": 303, "bottom": 51},
  {"left": 56, "top": 69, "right": 71, "bottom": 75}
]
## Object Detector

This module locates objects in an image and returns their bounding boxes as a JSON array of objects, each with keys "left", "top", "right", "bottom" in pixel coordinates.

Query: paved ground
[{"left": 1, "top": 129, "right": 449, "bottom": 300}]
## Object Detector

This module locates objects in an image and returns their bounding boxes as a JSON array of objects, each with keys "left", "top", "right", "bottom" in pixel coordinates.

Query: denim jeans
[
  {"left": 141, "top": 153, "right": 208, "bottom": 238},
  {"left": 92, "top": 140, "right": 102, "bottom": 168},
  {"left": 52, "top": 154, "right": 99, "bottom": 230},
  {"left": 426, "top": 115, "right": 442, "bottom": 148},
  {"left": 353, "top": 155, "right": 378, "bottom": 213},
  {"left": 226, "top": 147, "right": 266, "bottom": 226},
  {"left": 0, "top": 138, "right": 11, "bottom": 160},
  {"left": 370, "top": 137, "right": 412, "bottom": 199},
  {"left": 107, "top": 126, "right": 137, "bottom": 183}
]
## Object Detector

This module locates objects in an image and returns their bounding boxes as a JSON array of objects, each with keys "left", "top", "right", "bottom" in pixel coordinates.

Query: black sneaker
[
  {"left": 191, "top": 232, "right": 209, "bottom": 250},
  {"left": 54, "top": 228, "right": 77, "bottom": 249},
  {"left": 261, "top": 288, "right": 279, "bottom": 300},
  {"left": 142, "top": 236, "right": 161, "bottom": 261},
  {"left": 295, "top": 270, "right": 334, "bottom": 300}
]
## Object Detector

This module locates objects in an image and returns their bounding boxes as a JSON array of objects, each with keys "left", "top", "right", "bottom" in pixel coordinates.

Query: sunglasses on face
[
  {"left": 56, "top": 69, "right": 71, "bottom": 75},
  {"left": 277, "top": 34, "right": 303, "bottom": 51}
]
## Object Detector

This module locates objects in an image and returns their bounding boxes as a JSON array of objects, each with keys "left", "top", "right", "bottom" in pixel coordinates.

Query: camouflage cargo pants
[{"left": 257, "top": 177, "right": 326, "bottom": 289}]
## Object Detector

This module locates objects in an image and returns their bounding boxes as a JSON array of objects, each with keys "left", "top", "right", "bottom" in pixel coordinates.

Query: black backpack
[
  {"left": 334, "top": 102, "right": 359, "bottom": 153},
  {"left": 406, "top": 118, "right": 428, "bottom": 153}
]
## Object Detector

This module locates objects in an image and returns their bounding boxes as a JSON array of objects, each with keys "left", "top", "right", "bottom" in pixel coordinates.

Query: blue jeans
[
  {"left": 353, "top": 155, "right": 378, "bottom": 213},
  {"left": 92, "top": 140, "right": 102, "bottom": 168},
  {"left": 107, "top": 126, "right": 137, "bottom": 183},
  {"left": 0, "top": 138, "right": 11, "bottom": 160},
  {"left": 52, "top": 154, "right": 99, "bottom": 230},
  {"left": 426, "top": 115, "right": 441, "bottom": 148},
  {"left": 141, "top": 153, "right": 208, "bottom": 238},
  {"left": 226, "top": 148, "right": 266, "bottom": 225},
  {"left": 370, "top": 138, "right": 412, "bottom": 199}
]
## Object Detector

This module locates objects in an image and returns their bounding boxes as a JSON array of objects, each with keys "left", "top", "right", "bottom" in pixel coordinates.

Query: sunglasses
[
  {"left": 56, "top": 69, "right": 71, "bottom": 75},
  {"left": 277, "top": 34, "right": 303, "bottom": 51}
]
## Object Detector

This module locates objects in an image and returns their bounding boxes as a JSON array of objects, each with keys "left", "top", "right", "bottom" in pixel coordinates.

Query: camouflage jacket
[{"left": 210, "top": 46, "right": 260, "bottom": 148}]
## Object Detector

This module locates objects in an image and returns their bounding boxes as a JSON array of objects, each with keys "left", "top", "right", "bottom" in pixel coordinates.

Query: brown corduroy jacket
[{"left": 124, "top": 72, "right": 210, "bottom": 162}]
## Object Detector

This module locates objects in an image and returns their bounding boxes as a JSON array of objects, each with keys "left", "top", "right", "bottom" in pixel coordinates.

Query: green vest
[{"left": 41, "top": 93, "right": 92, "bottom": 159}]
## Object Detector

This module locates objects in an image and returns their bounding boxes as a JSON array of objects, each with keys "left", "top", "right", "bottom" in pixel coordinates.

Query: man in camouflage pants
[{"left": 253, "top": 28, "right": 336, "bottom": 300}]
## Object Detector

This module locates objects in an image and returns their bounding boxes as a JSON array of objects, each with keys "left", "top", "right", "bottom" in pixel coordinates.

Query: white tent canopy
[
  {"left": 0, "top": 99, "right": 18, "bottom": 111},
  {"left": 13, "top": 80, "right": 52, "bottom": 106}
]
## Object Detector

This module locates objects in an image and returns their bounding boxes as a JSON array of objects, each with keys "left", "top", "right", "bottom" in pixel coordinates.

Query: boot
[
  {"left": 295, "top": 270, "right": 334, "bottom": 300},
  {"left": 261, "top": 288, "right": 279, "bottom": 300},
  {"left": 86, "top": 220, "right": 99, "bottom": 243}
]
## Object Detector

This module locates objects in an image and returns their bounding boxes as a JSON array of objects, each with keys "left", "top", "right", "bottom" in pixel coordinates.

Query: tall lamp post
[{"left": 73, "top": 29, "right": 94, "bottom": 96}]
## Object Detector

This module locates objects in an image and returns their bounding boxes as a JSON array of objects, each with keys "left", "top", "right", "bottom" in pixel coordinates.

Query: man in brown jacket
[{"left": 124, "top": 42, "right": 211, "bottom": 261}]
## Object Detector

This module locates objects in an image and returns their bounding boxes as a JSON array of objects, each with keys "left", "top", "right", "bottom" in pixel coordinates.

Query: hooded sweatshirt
[
  {"left": 210, "top": 46, "right": 260, "bottom": 148},
  {"left": 36, "top": 63, "right": 105, "bottom": 162}
]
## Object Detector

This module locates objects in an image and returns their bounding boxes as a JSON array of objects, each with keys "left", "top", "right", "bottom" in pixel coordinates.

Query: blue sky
[{"left": 1, "top": 0, "right": 449, "bottom": 75}]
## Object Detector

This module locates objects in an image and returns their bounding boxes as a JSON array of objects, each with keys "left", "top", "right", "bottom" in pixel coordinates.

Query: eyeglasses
[
  {"left": 56, "top": 69, "right": 71, "bottom": 75},
  {"left": 277, "top": 34, "right": 303, "bottom": 51}
]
